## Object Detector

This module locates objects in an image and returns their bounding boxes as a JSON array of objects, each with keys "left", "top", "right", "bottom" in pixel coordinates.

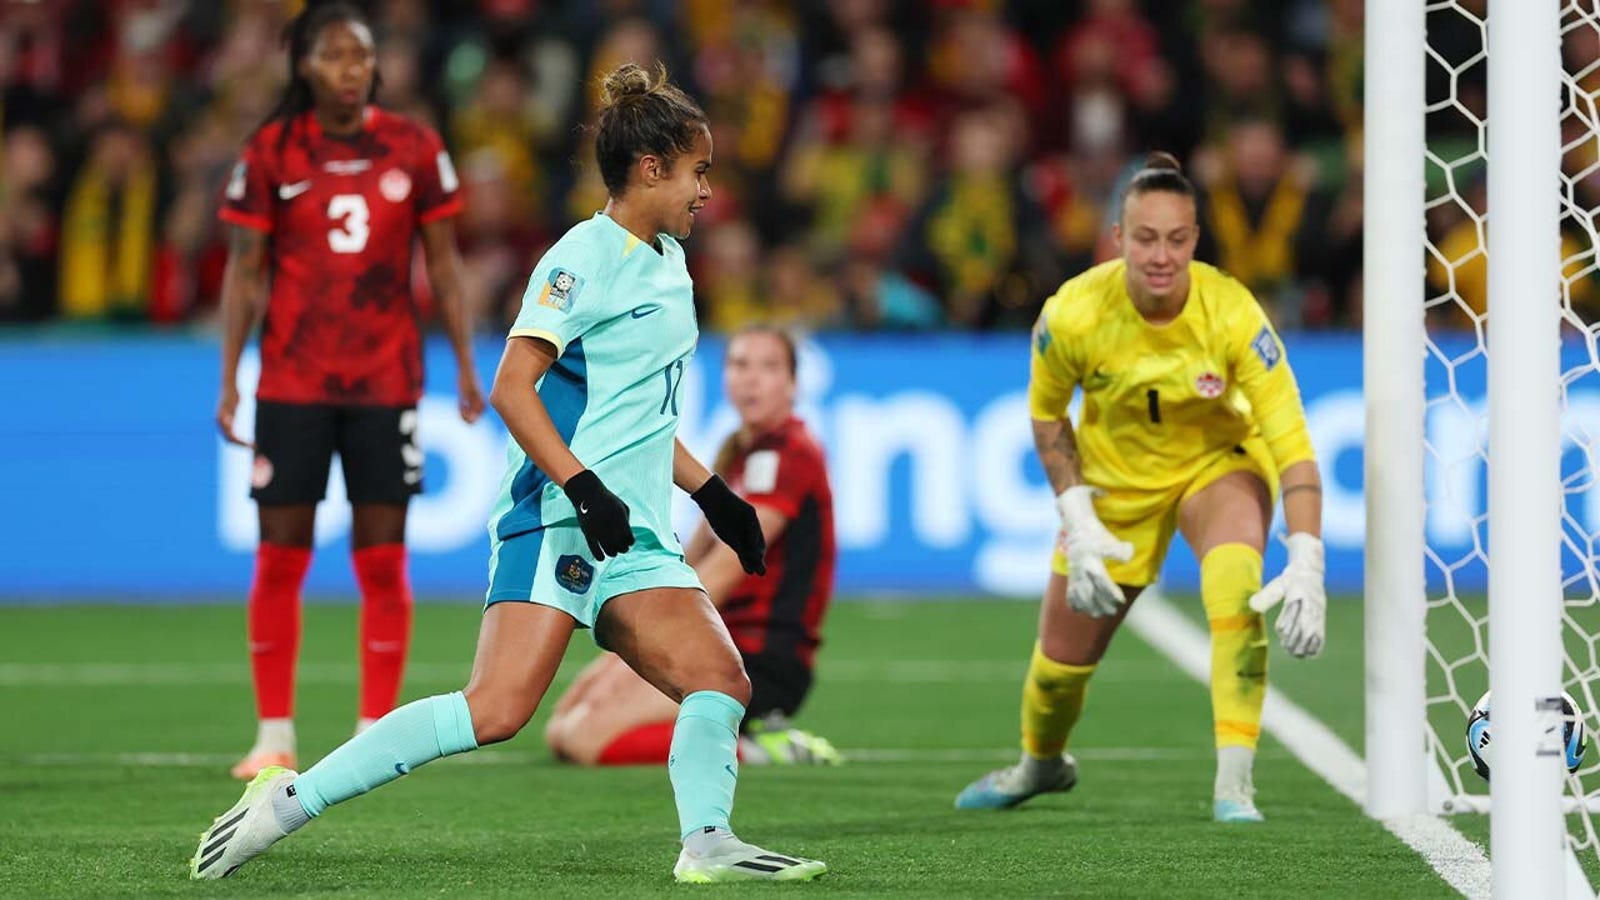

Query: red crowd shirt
[
  {"left": 720, "top": 416, "right": 837, "bottom": 668},
  {"left": 219, "top": 107, "right": 462, "bottom": 406}
]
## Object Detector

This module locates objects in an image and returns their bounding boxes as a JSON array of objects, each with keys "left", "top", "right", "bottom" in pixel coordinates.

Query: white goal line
[{"left": 1125, "top": 589, "right": 1494, "bottom": 900}]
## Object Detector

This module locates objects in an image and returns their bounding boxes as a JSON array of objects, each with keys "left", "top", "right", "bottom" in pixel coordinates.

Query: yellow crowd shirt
[{"left": 1028, "top": 259, "right": 1316, "bottom": 493}]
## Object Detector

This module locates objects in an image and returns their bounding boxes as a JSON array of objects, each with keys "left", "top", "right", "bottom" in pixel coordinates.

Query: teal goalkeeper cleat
[
  {"left": 1213, "top": 797, "right": 1265, "bottom": 823},
  {"left": 954, "top": 754, "right": 1077, "bottom": 810}
]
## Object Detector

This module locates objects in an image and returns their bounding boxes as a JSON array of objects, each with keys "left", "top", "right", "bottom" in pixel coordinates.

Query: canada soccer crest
[
  {"left": 1195, "top": 371, "right": 1226, "bottom": 398},
  {"left": 379, "top": 168, "right": 412, "bottom": 203}
]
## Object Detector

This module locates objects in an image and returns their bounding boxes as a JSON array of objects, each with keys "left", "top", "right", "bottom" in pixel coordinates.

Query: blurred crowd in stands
[{"left": 4, "top": 0, "right": 1571, "bottom": 335}]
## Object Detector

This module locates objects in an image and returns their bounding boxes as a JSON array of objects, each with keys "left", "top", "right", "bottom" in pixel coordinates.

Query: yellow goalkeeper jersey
[{"left": 1028, "top": 259, "right": 1316, "bottom": 493}]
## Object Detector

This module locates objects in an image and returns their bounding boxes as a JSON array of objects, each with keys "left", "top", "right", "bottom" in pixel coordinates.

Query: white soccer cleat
[
  {"left": 673, "top": 836, "right": 827, "bottom": 883},
  {"left": 189, "top": 765, "right": 297, "bottom": 879}
]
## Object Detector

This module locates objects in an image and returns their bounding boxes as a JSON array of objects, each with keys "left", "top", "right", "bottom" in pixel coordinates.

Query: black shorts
[
  {"left": 251, "top": 401, "right": 422, "bottom": 505},
  {"left": 741, "top": 650, "right": 814, "bottom": 729}
]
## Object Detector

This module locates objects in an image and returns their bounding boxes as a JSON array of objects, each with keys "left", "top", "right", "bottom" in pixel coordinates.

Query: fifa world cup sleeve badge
[{"left": 538, "top": 268, "right": 585, "bottom": 313}]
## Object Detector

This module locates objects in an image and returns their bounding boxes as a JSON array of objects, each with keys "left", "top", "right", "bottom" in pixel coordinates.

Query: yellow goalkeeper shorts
[{"left": 1050, "top": 435, "right": 1279, "bottom": 588}]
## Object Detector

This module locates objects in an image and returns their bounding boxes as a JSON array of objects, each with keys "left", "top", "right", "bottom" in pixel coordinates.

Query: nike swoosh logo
[
  {"left": 579, "top": 502, "right": 589, "bottom": 514},
  {"left": 394, "top": 762, "right": 409, "bottom": 775},
  {"left": 630, "top": 306, "right": 661, "bottom": 319},
  {"left": 278, "top": 180, "right": 312, "bottom": 200}
]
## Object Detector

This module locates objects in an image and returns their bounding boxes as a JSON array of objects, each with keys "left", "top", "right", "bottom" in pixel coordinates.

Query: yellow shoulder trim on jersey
[
  {"left": 622, "top": 234, "right": 642, "bottom": 258},
  {"left": 508, "top": 327, "right": 567, "bottom": 355}
]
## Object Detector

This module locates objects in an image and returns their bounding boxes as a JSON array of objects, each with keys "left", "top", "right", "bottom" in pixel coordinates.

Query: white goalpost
[
  {"left": 1486, "top": 1, "right": 1567, "bottom": 897},
  {"left": 1366, "top": 1, "right": 1599, "bottom": 897},
  {"left": 1363, "top": 0, "right": 1428, "bottom": 824}
]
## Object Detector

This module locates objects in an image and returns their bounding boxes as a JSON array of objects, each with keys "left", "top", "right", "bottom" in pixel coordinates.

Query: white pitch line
[
  {"left": 0, "top": 661, "right": 473, "bottom": 687},
  {"left": 0, "top": 659, "right": 1174, "bottom": 687},
  {"left": 1125, "top": 591, "right": 1493, "bottom": 900},
  {"left": 4, "top": 746, "right": 1219, "bottom": 769}
]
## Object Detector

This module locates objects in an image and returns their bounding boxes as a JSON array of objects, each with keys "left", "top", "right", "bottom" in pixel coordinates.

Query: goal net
[{"left": 1411, "top": 0, "right": 1600, "bottom": 877}]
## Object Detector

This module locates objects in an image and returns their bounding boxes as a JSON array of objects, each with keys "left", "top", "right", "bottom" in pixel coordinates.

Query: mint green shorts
[{"left": 484, "top": 522, "right": 702, "bottom": 635}]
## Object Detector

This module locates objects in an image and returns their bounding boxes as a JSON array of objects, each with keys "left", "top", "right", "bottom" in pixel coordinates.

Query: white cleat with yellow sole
[
  {"left": 673, "top": 835, "right": 827, "bottom": 883},
  {"left": 189, "top": 765, "right": 297, "bottom": 879}
]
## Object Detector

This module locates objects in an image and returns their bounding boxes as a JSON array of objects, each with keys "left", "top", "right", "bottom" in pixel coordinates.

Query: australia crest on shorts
[
  {"left": 1195, "top": 371, "right": 1226, "bottom": 398},
  {"left": 555, "top": 554, "right": 594, "bottom": 594}
]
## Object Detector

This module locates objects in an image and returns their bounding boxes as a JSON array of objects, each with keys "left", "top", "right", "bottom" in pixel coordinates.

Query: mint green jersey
[{"left": 489, "top": 212, "right": 698, "bottom": 550}]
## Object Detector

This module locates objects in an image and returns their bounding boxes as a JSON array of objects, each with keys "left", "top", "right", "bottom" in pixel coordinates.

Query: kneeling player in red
[
  {"left": 544, "top": 326, "right": 840, "bottom": 766},
  {"left": 215, "top": 2, "right": 484, "bottom": 780}
]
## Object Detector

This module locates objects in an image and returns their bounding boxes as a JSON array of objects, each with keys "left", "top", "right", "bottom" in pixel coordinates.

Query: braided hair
[{"left": 262, "top": 1, "right": 380, "bottom": 152}]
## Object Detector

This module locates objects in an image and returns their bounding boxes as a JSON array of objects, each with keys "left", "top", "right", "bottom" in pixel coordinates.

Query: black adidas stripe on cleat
[
  {"left": 734, "top": 861, "right": 785, "bottom": 873},
  {"left": 196, "top": 846, "right": 227, "bottom": 875}
]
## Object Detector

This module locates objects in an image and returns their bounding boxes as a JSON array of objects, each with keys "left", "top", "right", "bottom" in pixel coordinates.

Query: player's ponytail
[
  {"left": 1122, "top": 150, "right": 1197, "bottom": 207},
  {"left": 713, "top": 433, "right": 746, "bottom": 479},
  {"left": 593, "top": 62, "right": 709, "bottom": 196},
  {"left": 262, "top": 1, "right": 380, "bottom": 153}
]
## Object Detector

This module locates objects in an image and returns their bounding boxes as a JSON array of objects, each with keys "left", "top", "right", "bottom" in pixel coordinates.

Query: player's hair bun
[
  {"left": 1142, "top": 151, "right": 1183, "bottom": 173},
  {"left": 1120, "top": 149, "right": 1196, "bottom": 211},
  {"left": 592, "top": 61, "right": 707, "bottom": 195},
  {"left": 600, "top": 63, "right": 658, "bottom": 108}
]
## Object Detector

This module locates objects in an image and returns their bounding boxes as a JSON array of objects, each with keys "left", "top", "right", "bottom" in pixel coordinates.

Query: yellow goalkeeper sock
[
  {"left": 1020, "top": 642, "right": 1096, "bottom": 759},
  {"left": 1202, "top": 543, "right": 1268, "bottom": 750}
]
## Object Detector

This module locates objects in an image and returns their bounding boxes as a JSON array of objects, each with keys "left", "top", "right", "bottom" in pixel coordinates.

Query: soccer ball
[{"left": 1465, "top": 690, "right": 1589, "bottom": 782}]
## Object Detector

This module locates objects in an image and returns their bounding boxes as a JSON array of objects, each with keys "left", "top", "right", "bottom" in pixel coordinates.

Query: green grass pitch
[{"left": 0, "top": 596, "right": 1467, "bottom": 898}]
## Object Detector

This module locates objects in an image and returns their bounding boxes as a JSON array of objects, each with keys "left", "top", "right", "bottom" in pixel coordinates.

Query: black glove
[
  {"left": 563, "top": 469, "right": 634, "bottom": 559},
  {"left": 692, "top": 475, "right": 767, "bottom": 575}
]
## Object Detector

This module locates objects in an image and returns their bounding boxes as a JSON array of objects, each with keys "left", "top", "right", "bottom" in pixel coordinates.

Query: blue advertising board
[{"left": 0, "top": 331, "right": 1577, "bottom": 601}]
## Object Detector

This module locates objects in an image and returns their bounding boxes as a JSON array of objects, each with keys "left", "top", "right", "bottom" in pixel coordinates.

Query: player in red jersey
[
  {"left": 543, "top": 326, "right": 840, "bottom": 766},
  {"left": 214, "top": 2, "right": 484, "bottom": 780}
]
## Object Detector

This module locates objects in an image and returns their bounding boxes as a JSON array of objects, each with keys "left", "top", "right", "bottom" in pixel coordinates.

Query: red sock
[
  {"left": 353, "top": 543, "right": 413, "bottom": 720},
  {"left": 247, "top": 543, "right": 312, "bottom": 719},
  {"left": 597, "top": 721, "right": 677, "bottom": 765}
]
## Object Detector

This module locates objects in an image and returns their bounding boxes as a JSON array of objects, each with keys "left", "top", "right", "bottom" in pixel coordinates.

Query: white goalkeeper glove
[
  {"left": 1248, "top": 532, "right": 1326, "bottom": 659},
  {"left": 1055, "top": 486, "right": 1134, "bottom": 618}
]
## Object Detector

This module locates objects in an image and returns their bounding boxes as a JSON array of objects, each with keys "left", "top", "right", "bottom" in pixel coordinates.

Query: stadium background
[
  {"left": 0, "top": 0, "right": 1539, "bottom": 603},
  {"left": 0, "top": 0, "right": 1386, "bottom": 601}
]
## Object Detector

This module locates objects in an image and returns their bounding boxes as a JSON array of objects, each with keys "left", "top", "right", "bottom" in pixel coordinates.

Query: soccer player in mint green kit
[{"left": 191, "top": 62, "right": 827, "bottom": 885}]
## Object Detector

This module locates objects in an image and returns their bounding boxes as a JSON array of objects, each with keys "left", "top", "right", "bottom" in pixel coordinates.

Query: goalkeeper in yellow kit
[{"left": 954, "top": 153, "right": 1325, "bottom": 823}]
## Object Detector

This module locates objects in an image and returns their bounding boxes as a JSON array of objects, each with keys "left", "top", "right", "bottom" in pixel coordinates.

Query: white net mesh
[{"left": 1422, "top": 0, "right": 1600, "bottom": 861}]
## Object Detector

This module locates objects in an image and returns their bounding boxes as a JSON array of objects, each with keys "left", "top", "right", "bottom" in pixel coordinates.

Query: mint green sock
[
  {"left": 292, "top": 691, "right": 477, "bottom": 818},
  {"left": 669, "top": 690, "right": 744, "bottom": 839}
]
